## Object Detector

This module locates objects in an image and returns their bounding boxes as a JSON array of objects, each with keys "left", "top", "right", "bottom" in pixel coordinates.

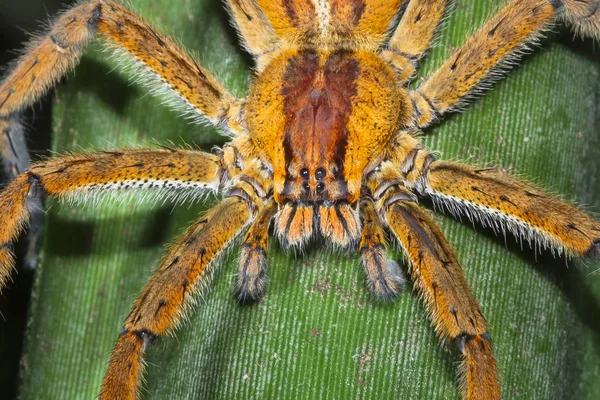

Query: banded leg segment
[
  {"left": 383, "top": 0, "right": 450, "bottom": 83},
  {"left": 101, "top": 197, "right": 253, "bottom": 400},
  {"left": 422, "top": 161, "right": 600, "bottom": 257},
  {"left": 365, "top": 163, "right": 499, "bottom": 398},
  {"left": 359, "top": 199, "right": 405, "bottom": 300},
  {"left": 380, "top": 189, "right": 499, "bottom": 400},
  {"left": 0, "top": 0, "right": 243, "bottom": 133},
  {"left": 32, "top": 148, "right": 220, "bottom": 193},
  {"left": 235, "top": 199, "right": 277, "bottom": 302},
  {"left": 0, "top": 148, "right": 223, "bottom": 291},
  {"left": 411, "top": 0, "right": 559, "bottom": 127}
]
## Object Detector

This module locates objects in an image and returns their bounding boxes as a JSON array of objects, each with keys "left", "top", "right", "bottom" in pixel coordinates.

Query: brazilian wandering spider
[{"left": 1, "top": 0, "right": 600, "bottom": 399}]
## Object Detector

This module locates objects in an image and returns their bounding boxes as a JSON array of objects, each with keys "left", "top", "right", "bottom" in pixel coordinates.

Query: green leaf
[{"left": 17, "top": 1, "right": 600, "bottom": 399}]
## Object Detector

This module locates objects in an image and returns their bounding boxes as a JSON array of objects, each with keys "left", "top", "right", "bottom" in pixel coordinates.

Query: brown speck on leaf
[
  {"left": 359, "top": 376, "right": 367, "bottom": 387},
  {"left": 310, "top": 329, "right": 322, "bottom": 337},
  {"left": 311, "top": 279, "right": 332, "bottom": 298},
  {"left": 357, "top": 351, "right": 372, "bottom": 372}
]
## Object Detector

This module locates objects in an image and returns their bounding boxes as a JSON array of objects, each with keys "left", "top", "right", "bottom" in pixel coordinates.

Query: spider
[{"left": 1, "top": 0, "right": 600, "bottom": 399}]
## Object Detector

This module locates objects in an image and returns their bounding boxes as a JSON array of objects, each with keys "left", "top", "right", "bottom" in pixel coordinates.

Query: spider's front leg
[
  {"left": 366, "top": 162, "right": 500, "bottom": 400},
  {"left": 0, "top": 0, "right": 244, "bottom": 145},
  {"left": 410, "top": 0, "right": 600, "bottom": 128},
  {"left": 388, "top": 134, "right": 600, "bottom": 257}
]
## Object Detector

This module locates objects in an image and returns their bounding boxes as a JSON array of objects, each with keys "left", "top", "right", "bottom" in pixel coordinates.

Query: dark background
[{"left": 0, "top": 1, "right": 64, "bottom": 397}]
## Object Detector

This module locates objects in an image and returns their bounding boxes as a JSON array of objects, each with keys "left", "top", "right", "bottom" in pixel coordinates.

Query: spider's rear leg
[
  {"left": 420, "top": 160, "right": 600, "bottom": 258},
  {"left": 235, "top": 199, "right": 277, "bottom": 303},
  {"left": 102, "top": 196, "right": 254, "bottom": 400},
  {"left": 360, "top": 199, "right": 406, "bottom": 300},
  {"left": 383, "top": 0, "right": 451, "bottom": 83},
  {"left": 367, "top": 165, "right": 499, "bottom": 400},
  {"left": 0, "top": 148, "right": 224, "bottom": 291}
]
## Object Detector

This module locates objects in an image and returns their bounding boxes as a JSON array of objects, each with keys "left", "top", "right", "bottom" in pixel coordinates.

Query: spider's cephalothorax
[
  {"left": 1, "top": 1, "right": 600, "bottom": 399},
  {"left": 248, "top": 48, "right": 411, "bottom": 247}
]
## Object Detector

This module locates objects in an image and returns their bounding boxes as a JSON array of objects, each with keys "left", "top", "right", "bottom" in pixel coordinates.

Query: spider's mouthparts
[{"left": 274, "top": 202, "right": 361, "bottom": 249}]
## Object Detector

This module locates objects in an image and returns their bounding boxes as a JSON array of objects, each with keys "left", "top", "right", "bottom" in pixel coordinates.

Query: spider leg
[
  {"left": 409, "top": 0, "right": 599, "bottom": 128},
  {"left": 0, "top": 117, "right": 44, "bottom": 270},
  {"left": 101, "top": 195, "right": 254, "bottom": 400},
  {"left": 561, "top": 0, "right": 600, "bottom": 39},
  {"left": 0, "top": 148, "right": 223, "bottom": 290},
  {"left": 383, "top": 0, "right": 451, "bottom": 83},
  {"left": 255, "top": 0, "right": 407, "bottom": 50},
  {"left": 235, "top": 199, "right": 277, "bottom": 302},
  {"left": 386, "top": 134, "right": 600, "bottom": 257},
  {"left": 255, "top": 0, "right": 317, "bottom": 45},
  {"left": 360, "top": 198, "right": 406, "bottom": 300},
  {"left": 226, "top": 0, "right": 282, "bottom": 70},
  {"left": 420, "top": 160, "right": 600, "bottom": 258},
  {"left": 366, "top": 165, "right": 499, "bottom": 400},
  {"left": 0, "top": 0, "right": 243, "bottom": 135}
]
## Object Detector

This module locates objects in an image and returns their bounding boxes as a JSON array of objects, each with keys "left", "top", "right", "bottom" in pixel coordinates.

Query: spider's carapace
[{"left": 248, "top": 49, "right": 411, "bottom": 246}]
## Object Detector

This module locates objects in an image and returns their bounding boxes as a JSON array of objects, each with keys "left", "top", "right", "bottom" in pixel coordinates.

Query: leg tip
[
  {"left": 234, "top": 268, "right": 267, "bottom": 305},
  {"left": 587, "top": 240, "right": 600, "bottom": 259},
  {"left": 236, "top": 245, "right": 268, "bottom": 304},
  {"left": 234, "top": 280, "right": 266, "bottom": 305},
  {"left": 368, "top": 259, "right": 406, "bottom": 302}
]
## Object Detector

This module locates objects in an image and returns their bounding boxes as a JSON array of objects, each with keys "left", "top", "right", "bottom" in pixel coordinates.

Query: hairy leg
[
  {"left": 0, "top": 148, "right": 223, "bottom": 290},
  {"left": 0, "top": 0, "right": 243, "bottom": 134},
  {"left": 561, "top": 0, "right": 600, "bottom": 38},
  {"left": 101, "top": 196, "right": 253, "bottom": 399},
  {"left": 226, "top": 0, "right": 282, "bottom": 69},
  {"left": 410, "top": 0, "right": 600, "bottom": 128},
  {"left": 383, "top": 0, "right": 451, "bottom": 83},
  {"left": 421, "top": 160, "right": 600, "bottom": 257},
  {"left": 385, "top": 134, "right": 600, "bottom": 258},
  {"left": 366, "top": 165, "right": 499, "bottom": 400}
]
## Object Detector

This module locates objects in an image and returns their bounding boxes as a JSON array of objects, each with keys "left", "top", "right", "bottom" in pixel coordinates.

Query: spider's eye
[
  {"left": 302, "top": 182, "right": 311, "bottom": 191},
  {"left": 315, "top": 168, "right": 326, "bottom": 180},
  {"left": 316, "top": 182, "right": 325, "bottom": 194},
  {"left": 300, "top": 168, "right": 309, "bottom": 179}
]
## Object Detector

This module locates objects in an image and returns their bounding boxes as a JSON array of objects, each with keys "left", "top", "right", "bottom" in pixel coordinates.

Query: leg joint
[
  {"left": 121, "top": 328, "right": 157, "bottom": 352},
  {"left": 455, "top": 331, "right": 492, "bottom": 354}
]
